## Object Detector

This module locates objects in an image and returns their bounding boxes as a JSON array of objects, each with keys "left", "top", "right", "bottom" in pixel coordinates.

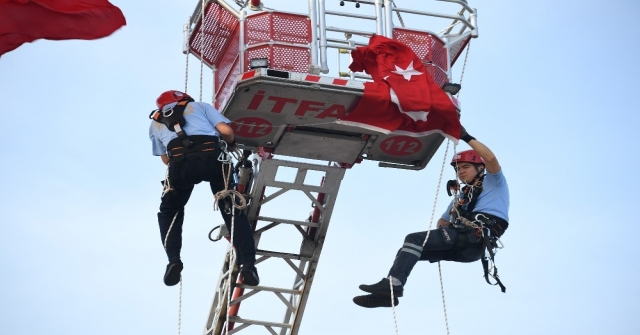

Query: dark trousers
[
  {"left": 388, "top": 227, "right": 484, "bottom": 285},
  {"left": 157, "top": 152, "right": 256, "bottom": 265}
]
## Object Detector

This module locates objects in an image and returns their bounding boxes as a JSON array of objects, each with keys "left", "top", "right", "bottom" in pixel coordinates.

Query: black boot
[
  {"left": 240, "top": 263, "right": 260, "bottom": 286},
  {"left": 164, "top": 260, "right": 183, "bottom": 286},
  {"left": 353, "top": 294, "right": 400, "bottom": 308},
  {"left": 359, "top": 278, "right": 403, "bottom": 297}
]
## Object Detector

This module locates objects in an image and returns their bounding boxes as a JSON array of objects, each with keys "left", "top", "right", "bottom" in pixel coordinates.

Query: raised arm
[{"left": 461, "top": 126, "right": 501, "bottom": 174}]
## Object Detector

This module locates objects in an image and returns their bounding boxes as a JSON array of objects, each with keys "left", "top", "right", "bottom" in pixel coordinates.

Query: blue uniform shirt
[
  {"left": 149, "top": 101, "right": 230, "bottom": 156},
  {"left": 441, "top": 169, "right": 510, "bottom": 222}
]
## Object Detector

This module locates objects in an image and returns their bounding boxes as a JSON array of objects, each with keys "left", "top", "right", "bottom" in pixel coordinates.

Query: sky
[{"left": 1, "top": 0, "right": 639, "bottom": 334}]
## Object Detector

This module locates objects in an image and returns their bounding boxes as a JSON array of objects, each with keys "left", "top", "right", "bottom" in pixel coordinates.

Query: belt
[{"left": 167, "top": 138, "right": 220, "bottom": 161}]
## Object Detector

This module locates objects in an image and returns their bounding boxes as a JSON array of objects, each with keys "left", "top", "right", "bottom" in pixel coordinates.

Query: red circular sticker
[
  {"left": 379, "top": 136, "right": 423, "bottom": 156},
  {"left": 231, "top": 117, "right": 273, "bottom": 138}
]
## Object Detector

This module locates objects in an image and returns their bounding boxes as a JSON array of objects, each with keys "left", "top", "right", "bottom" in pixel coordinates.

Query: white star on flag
[{"left": 391, "top": 61, "right": 423, "bottom": 81}]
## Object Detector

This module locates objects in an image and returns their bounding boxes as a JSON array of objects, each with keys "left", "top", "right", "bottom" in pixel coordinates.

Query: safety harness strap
[
  {"left": 481, "top": 234, "right": 506, "bottom": 293},
  {"left": 149, "top": 99, "right": 195, "bottom": 147},
  {"left": 167, "top": 135, "right": 221, "bottom": 161}
]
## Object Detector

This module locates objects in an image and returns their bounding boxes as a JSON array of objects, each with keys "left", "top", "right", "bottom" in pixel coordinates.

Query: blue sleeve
[
  {"left": 149, "top": 123, "right": 166, "bottom": 156},
  {"left": 204, "top": 103, "right": 230, "bottom": 127},
  {"left": 484, "top": 169, "right": 506, "bottom": 188}
]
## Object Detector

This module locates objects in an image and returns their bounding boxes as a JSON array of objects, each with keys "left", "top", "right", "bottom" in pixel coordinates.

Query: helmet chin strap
[{"left": 462, "top": 166, "right": 485, "bottom": 186}]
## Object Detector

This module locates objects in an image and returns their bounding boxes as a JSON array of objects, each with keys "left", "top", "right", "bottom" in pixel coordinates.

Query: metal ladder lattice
[{"left": 203, "top": 158, "right": 346, "bottom": 335}]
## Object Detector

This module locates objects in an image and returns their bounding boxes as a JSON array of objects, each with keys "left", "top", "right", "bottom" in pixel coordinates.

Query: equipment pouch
[{"left": 438, "top": 227, "right": 457, "bottom": 246}]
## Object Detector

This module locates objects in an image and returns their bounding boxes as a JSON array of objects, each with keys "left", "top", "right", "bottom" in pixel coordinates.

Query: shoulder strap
[{"left": 149, "top": 99, "right": 194, "bottom": 147}]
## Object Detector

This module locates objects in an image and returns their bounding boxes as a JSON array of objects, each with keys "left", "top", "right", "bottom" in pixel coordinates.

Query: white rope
[
  {"left": 184, "top": 47, "right": 190, "bottom": 93},
  {"left": 223, "top": 194, "right": 237, "bottom": 335},
  {"left": 419, "top": 141, "right": 453, "bottom": 335},
  {"left": 389, "top": 1, "right": 406, "bottom": 28},
  {"left": 162, "top": 165, "right": 173, "bottom": 197},
  {"left": 437, "top": 262, "right": 450, "bottom": 335},
  {"left": 161, "top": 201, "right": 182, "bottom": 335},
  {"left": 199, "top": 0, "right": 206, "bottom": 102},
  {"left": 209, "top": 154, "right": 239, "bottom": 335},
  {"left": 214, "top": 151, "right": 247, "bottom": 211},
  {"left": 177, "top": 278, "right": 183, "bottom": 335},
  {"left": 456, "top": 41, "right": 471, "bottom": 99},
  {"left": 233, "top": 0, "right": 250, "bottom": 8},
  {"left": 422, "top": 140, "right": 451, "bottom": 247},
  {"left": 164, "top": 212, "right": 180, "bottom": 251},
  {"left": 388, "top": 275, "right": 400, "bottom": 335},
  {"left": 212, "top": 67, "right": 216, "bottom": 106},
  {"left": 387, "top": 141, "right": 452, "bottom": 334}
]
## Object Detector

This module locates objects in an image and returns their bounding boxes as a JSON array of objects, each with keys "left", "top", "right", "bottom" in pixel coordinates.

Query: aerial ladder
[{"left": 182, "top": 0, "right": 478, "bottom": 334}]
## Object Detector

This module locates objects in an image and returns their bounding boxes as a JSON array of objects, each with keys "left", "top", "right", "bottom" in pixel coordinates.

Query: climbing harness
[
  {"left": 476, "top": 214, "right": 507, "bottom": 293},
  {"left": 149, "top": 98, "right": 195, "bottom": 147},
  {"left": 449, "top": 174, "right": 485, "bottom": 224},
  {"left": 448, "top": 139, "right": 508, "bottom": 293},
  {"left": 455, "top": 213, "right": 507, "bottom": 292}
]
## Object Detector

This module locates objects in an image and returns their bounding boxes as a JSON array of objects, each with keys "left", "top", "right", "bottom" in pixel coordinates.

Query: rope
[
  {"left": 224, "top": 195, "right": 237, "bottom": 335},
  {"left": 199, "top": 0, "right": 206, "bottom": 102},
  {"left": 213, "top": 147, "right": 247, "bottom": 212},
  {"left": 162, "top": 166, "right": 173, "bottom": 197},
  {"left": 207, "top": 145, "right": 241, "bottom": 335},
  {"left": 184, "top": 46, "right": 190, "bottom": 93},
  {"left": 422, "top": 140, "right": 451, "bottom": 247},
  {"left": 163, "top": 212, "right": 180, "bottom": 251},
  {"left": 456, "top": 41, "right": 471, "bottom": 98},
  {"left": 388, "top": 275, "right": 400, "bottom": 335},
  {"left": 419, "top": 141, "right": 452, "bottom": 335},
  {"left": 177, "top": 278, "right": 183, "bottom": 335},
  {"left": 389, "top": 1, "right": 406, "bottom": 28},
  {"left": 233, "top": 0, "right": 250, "bottom": 8},
  {"left": 437, "top": 262, "right": 450, "bottom": 335}
]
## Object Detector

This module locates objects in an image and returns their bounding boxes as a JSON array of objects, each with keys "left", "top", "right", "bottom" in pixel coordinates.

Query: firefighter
[
  {"left": 149, "top": 90, "right": 259, "bottom": 287},
  {"left": 354, "top": 126, "right": 510, "bottom": 307}
]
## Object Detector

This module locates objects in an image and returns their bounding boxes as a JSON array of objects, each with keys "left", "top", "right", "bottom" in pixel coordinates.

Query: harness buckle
[
  {"left": 163, "top": 107, "right": 175, "bottom": 117},
  {"left": 474, "top": 213, "right": 491, "bottom": 225}
]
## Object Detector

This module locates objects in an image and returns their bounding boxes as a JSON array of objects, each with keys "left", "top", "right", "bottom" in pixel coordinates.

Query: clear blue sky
[{"left": 1, "top": 1, "right": 639, "bottom": 334}]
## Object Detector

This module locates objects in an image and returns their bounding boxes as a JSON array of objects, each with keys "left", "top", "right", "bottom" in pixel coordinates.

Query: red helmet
[
  {"left": 451, "top": 150, "right": 485, "bottom": 167},
  {"left": 156, "top": 90, "right": 193, "bottom": 109}
]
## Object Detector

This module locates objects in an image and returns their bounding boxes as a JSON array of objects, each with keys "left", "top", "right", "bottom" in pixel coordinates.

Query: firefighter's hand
[
  {"left": 226, "top": 141, "right": 237, "bottom": 152},
  {"left": 460, "top": 125, "right": 475, "bottom": 143},
  {"left": 437, "top": 218, "right": 451, "bottom": 228}
]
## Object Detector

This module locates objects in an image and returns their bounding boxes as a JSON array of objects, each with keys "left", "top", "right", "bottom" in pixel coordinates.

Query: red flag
[
  {"left": 0, "top": 0, "right": 126, "bottom": 56},
  {"left": 338, "top": 35, "right": 461, "bottom": 141}
]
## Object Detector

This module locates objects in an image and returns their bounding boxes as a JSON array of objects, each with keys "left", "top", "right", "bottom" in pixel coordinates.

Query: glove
[
  {"left": 227, "top": 140, "right": 237, "bottom": 151},
  {"left": 460, "top": 125, "right": 475, "bottom": 143}
]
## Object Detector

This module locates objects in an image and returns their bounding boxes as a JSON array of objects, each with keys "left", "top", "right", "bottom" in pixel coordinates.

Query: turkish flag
[
  {"left": 0, "top": 0, "right": 126, "bottom": 56},
  {"left": 338, "top": 34, "right": 461, "bottom": 141}
]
